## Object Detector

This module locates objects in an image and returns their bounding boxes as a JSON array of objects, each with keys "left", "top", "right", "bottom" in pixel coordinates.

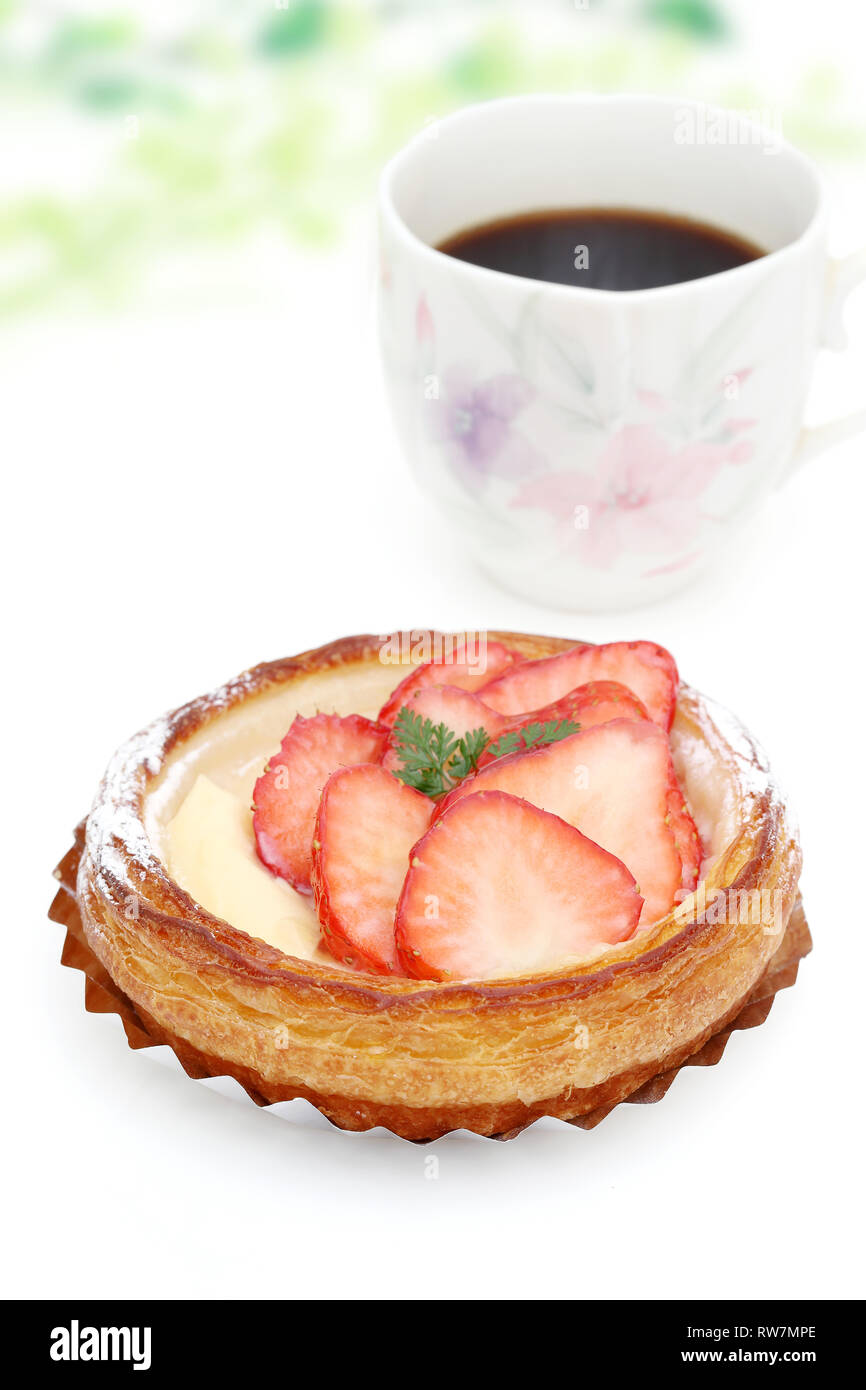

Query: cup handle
[{"left": 787, "top": 247, "right": 866, "bottom": 476}]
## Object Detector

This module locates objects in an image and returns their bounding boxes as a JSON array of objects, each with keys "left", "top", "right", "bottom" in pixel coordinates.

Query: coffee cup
[{"left": 378, "top": 94, "right": 866, "bottom": 609}]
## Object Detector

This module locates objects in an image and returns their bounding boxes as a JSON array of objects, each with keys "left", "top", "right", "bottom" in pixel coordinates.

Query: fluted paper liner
[{"left": 50, "top": 821, "right": 812, "bottom": 1140}]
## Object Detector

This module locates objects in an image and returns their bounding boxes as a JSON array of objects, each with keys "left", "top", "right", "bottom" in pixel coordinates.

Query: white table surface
[{"left": 5, "top": 203, "right": 866, "bottom": 1301}]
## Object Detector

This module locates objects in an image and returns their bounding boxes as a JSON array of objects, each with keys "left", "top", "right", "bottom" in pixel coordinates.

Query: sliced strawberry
[
  {"left": 395, "top": 790, "right": 642, "bottom": 981},
  {"left": 381, "top": 684, "right": 507, "bottom": 774},
  {"left": 253, "top": 714, "right": 388, "bottom": 893},
  {"left": 440, "top": 720, "right": 682, "bottom": 925},
  {"left": 378, "top": 639, "right": 520, "bottom": 728},
  {"left": 480, "top": 641, "right": 679, "bottom": 730},
  {"left": 667, "top": 774, "right": 702, "bottom": 893},
  {"left": 312, "top": 764, "right": 431, "bottom": 974},
  {"left": 477, "top": 680, "right": 649, "bottom": 767}
]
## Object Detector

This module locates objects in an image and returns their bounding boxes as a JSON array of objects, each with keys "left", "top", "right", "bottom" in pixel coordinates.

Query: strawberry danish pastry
[{"left": 70, "top": 631, "right": 805, "bottom": 1139}]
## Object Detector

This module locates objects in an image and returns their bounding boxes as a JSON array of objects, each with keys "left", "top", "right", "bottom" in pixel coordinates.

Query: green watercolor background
[{"left": 0, "top": 0, "right": 862, "bottom": 316}]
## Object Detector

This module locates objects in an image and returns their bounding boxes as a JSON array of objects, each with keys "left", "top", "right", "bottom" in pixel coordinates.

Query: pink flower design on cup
[{"left": 512, "top": 421, "right": 754, "bottom": 569}]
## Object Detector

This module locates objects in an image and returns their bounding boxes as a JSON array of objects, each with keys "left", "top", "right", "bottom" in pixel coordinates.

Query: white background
[{"left": 5, "top": 4, "right": 866, "bottom": 1302}]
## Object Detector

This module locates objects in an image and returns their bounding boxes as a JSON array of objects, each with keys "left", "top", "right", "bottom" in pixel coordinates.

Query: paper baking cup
[{"left": 50, "top": 822, "right": 812, "bottom": 1140}]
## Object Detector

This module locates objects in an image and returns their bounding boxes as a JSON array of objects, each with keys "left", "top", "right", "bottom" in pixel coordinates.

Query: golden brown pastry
[{"left": 74, "top": 632, "right": 804, "bottom": 1140}]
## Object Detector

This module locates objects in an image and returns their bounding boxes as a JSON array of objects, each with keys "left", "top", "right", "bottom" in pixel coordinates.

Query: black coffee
[{"left": 437, "top": 208, "right": 763, "bottom": 291}]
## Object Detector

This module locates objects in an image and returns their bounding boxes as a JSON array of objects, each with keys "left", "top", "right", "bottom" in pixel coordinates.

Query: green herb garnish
[
  {"left": 484, "top": 718, "right": 580, "bottom": 762},
  {"left": 390, "top": 708, "right": 580, "bottom": 798}
]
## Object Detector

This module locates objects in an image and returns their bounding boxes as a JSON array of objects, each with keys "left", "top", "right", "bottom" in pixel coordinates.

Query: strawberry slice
[
  {"left": 312, "top": 764, "right": 431, "bottom": 973},
  {"left": 477, "top": 680, "right": 649, "bottom": 767},
  {"left": 440, "top": 720, "right": 682, "bottom": 925},
  {"left": 480, "top": 640, "right": 679, "bottom": 730},
  {"left": 667, "top": 775, "right": 702, "bottom": 892},
  {"left": 253, "top": 713, "right": 388, "bottom": 893},
  {"left": 381, "top": 684, "right": 508, "bottom": 773},
  {"left": 378, "top": 639, "right": 520, "bottom": 728},
  {"left": 395, "top": 790, "right": 642, "bottom": 981}
]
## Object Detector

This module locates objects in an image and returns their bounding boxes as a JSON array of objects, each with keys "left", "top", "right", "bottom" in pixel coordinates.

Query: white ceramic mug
[{"left": 378, "top": 94, "right": 866, "bottom": 610}]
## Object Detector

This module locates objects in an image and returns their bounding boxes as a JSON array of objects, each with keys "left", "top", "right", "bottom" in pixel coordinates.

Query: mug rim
[{"left": 379, "top": 92, "right": 826, "bottom": 303}]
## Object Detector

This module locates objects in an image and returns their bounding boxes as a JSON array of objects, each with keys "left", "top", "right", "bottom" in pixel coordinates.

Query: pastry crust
[{"left": 76, "top": 632, "right": 804, "bottom": 1140}]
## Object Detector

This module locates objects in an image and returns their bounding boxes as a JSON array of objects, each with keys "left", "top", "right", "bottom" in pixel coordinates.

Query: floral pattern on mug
[
  {"left": 512, "top": 415, "right": 755, "bottom": 570},
  {"left": 425, "top": 364, "right": 544, "bottom": 490},
  {"left": 413, "top": 289, "right": 757, "bottom": 562}
]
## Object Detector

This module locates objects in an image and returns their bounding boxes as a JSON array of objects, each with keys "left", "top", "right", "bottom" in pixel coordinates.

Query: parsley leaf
[
  {"left": 389, "top": 708, "right": 580, "bottom": 799},
  {"left": 485, "top": 718, "right": 580, "bottom": 762},
  {"left": 390, "top": 709, "right": 486, "bottom": 798}
]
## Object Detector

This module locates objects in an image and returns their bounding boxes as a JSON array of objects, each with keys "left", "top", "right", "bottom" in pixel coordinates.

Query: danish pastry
[{"left": 72, "top": 631, "right": 805, "bottom": 1140}]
